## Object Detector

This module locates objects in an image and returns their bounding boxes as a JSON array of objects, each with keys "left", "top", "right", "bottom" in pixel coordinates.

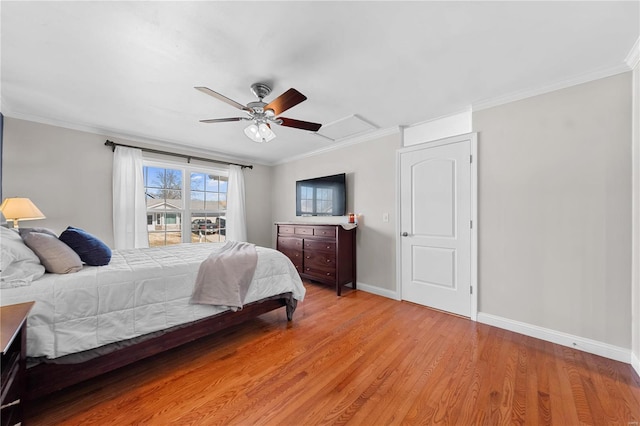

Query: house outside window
[{"left": 143, "top": 160, "right": 227, "bottom": 247}]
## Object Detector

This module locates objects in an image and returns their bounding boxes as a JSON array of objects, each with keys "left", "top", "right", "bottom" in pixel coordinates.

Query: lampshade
[
  {"left": 244, "top": 122, "right": 276, "bottom": 143},
  {"left": 0, "top": 197, "right": 46, "bottom": 228}
]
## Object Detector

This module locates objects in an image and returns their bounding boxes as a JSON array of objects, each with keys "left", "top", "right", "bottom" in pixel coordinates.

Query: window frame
[{"left": 143, "top": 157, "right": 229, "bottom": 245}]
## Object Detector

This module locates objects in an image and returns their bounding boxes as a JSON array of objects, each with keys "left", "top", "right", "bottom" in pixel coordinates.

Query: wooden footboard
[{"left": 26, "top": 293, "right": 295, "bottom": 400}]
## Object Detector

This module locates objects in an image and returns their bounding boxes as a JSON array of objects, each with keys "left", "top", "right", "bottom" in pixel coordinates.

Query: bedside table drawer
[
  {"left": 1, "top": 403, "right": 20, "bottom": 426},
  {"left": 0, "top": 351, "right": 20, "bottom": 405},
  {"left": 1, "top": 302, "right": 35, "bottom": 426}
]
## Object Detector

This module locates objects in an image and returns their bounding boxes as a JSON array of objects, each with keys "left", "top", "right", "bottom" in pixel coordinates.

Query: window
[
  {"left": 189, "top": 172, "right": 227, "bottom": 243},
  {"left": 143, "top": 161, "right": 228, "bottom": 247}
]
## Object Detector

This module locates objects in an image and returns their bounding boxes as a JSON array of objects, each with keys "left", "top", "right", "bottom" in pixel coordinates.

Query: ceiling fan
[{"left": 195, "top": 83, "right": 322, "bottom": 143}]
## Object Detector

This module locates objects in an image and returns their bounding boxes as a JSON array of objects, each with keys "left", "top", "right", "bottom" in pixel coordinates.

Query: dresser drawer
[
  {"left": 277, "top": 236, "right": 303, "bottom": 250},
  {"left": 278, "top": 225, "right": 295, "bottom": 235},
  {"left": 280, "top": 247, "right": 303, "bottom": 268},
  {"left": 294, "top": 226, "right": 314, "bottom": 236},
  {"left": 303, "top": 266, "right": 336, "bottom": 281},
  {"left": 304, "top": 239, "right": 335, "bottom": 252},
  {"left": 313, "top": 226, "right": 335, "bottom": 237},
  {"left": 304, "top": 252, "right": 336, "bottom": 270}
]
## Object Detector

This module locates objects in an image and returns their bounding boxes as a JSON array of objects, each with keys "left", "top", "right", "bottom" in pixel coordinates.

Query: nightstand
[{"left": 1, "top": 302, "right": 34, "bottom": 426}]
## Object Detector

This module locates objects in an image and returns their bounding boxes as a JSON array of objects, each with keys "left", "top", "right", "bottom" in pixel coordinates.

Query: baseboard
[
  {"left": 477, "top": 312, "right": 631, "bottom": 364},
  {"left": 355, "top": 281, "right": 401, "bottom": 301},
  {"left": 632, "top": 351, "right": 640, "bottom": 378}
]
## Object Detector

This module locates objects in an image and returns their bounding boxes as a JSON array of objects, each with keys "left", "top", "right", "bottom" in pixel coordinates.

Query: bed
[{"left": 0, "top": 229, "right": 305, "bottom": 400}]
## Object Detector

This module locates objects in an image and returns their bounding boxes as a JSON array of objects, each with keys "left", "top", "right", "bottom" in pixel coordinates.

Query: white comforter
[{"left": 0, "top": 243, "right": 305, "bottom": 359}]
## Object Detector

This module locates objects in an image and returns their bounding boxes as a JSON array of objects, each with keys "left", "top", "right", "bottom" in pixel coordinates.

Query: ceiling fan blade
[
  {"left": 265, "top": 88, "right": 307, "bottom": 115},
  {"left": 195, "top": 87, "right": 251, "bottom": 112},
  {"left": 199, "top": 117, "right": 245, "bottom": 123},
  {"left": 278, "top": 117, "right": 322, "bottom": 132}
]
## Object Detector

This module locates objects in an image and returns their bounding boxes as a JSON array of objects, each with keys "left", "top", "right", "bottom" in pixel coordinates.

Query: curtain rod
[{"left": 104, "top": 140, "right": 253, "bottom": 169}]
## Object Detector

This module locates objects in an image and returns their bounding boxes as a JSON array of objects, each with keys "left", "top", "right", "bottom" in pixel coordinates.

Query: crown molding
[
  {"left": 473, "top": 63, "right": 632, "bottom": 112},
  {"left": 405, "top": 107, "right": 473, "bottom": 130},
  {"left": 1, "top": 108, "right": 271, "bottom": 167},
  {"left": 626, "top": 36, "right": 640, "bottom": 69},
  {"left": 272, "top": 126, "right": 401, "bottom": 166}
]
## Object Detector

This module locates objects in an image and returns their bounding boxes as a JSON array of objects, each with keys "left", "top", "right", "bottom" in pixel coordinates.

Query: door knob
[{"left": 402, "top": 232, "right": 409, "bottom": 237}]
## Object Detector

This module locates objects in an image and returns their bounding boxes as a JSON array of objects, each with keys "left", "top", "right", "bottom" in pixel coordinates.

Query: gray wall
[
  {"left": 244, "top": 163, "right": 273, "bottom": 248},
  {"left": 2, "top": 118, "right": 274, "bottom": 248},
  {"left": 3, "top": 118, "right": 115, "bottom": 244},
  {"left": 473, "top": 72, "right": 632, "bottom": 348},
  {"left": 271, "top": 133, "right": 401, "bottom": 292}
]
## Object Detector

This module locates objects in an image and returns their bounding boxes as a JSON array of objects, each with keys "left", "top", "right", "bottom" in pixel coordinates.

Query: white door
[{"left": 400, "top": 134, "right": 476, "bottom": 317}]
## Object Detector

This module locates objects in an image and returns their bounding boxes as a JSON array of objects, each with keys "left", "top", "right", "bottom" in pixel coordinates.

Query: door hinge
[
  {"left": 470, "top": 155, "right": 473, "bottom": 163},
  {"left": 470, "top": 220, "right": 473, "bottom": 229},
  {"left": 470, "top": 286, "right": 473, "bottom": 295}
]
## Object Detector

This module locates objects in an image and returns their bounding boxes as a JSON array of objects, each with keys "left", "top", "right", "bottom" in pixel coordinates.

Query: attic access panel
[{"left": 317, "top": 114, "right": 378, "bottom": 141}]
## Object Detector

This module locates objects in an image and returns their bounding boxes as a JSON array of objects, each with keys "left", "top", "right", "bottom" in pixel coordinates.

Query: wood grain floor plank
[
  {"left": 354, "top": 312, "right": 460, "bottom": 424},
  {"left": 26, "top": 282, "right": 640, "bottom": 425},
  {"left": 240, "top": 309, "right": 401, "bottom": 424},
  {"left": 354, "top": 313, "right": 455, "bottom": 425},
  {"left": 529, "top": 336, "right": 551, "bottom": 426},
  {"left": 547, "top": 341, "right": 582, "bottom": 426},
  {"left": 329, "top": 309, "right": 455, "bottom": 425}
]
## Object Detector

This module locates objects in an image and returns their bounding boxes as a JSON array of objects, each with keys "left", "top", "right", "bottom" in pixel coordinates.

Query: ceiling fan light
[
  {"left": 244, "top": 122, "right": 275, "bottom": 143},
  {"left": 258, "top": 123, "right": 276, "bottom": 142},
  {"left": 244, "top": 123, "right": 261, "bottom": 142}
]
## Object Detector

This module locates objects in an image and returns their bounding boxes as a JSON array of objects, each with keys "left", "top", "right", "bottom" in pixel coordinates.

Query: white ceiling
[{"left": 1, "top": 1, "right": 638, "bottom": 165}]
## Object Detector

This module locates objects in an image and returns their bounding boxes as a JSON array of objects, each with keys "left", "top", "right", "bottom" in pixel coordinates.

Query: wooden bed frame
[{"left": 26, "top": 293, "right": 296, "bottom": 400}]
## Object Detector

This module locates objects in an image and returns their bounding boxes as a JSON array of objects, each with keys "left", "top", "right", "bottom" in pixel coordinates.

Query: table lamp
[{"left": 0, "top": 197, "right": 46, "bottom": 229}]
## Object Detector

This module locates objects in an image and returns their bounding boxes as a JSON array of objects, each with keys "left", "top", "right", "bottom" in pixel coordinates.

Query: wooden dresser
[
  {"left": 276, "top": 223, "right": 356, "bottom": 296},
  {"left": 1, "top": 302, "right": 34, "bottom": 426}
]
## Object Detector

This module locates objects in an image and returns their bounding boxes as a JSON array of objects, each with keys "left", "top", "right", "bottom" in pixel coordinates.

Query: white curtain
[
  {"left": 226, "top": 165, "right": 247, "bottom": 242},
  {"left": 113, "top": 146, "right": 149, "bottom": 249}
]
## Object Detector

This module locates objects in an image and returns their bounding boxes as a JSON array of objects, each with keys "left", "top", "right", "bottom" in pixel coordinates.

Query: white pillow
[{"left": 1, "top": 226, "right": 45, "bottom": 287}]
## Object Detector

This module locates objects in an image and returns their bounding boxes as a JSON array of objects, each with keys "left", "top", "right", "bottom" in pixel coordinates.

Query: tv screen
[{"left": 296, "top": 173, "right": 346, "bottom": 216}]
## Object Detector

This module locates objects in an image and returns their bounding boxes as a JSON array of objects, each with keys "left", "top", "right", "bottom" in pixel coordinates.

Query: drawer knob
[
  {"left": 326, "top": 272, "right": 331, "bottom": 276},
  {"left": 327, "top": 246, "right": 331, "bottom": 249},
  {"left": 326, "top": 259, "right": 331, "bottom": 263},
  {"left": 306, "top": 256, "right": 310, "bottom": 259}
]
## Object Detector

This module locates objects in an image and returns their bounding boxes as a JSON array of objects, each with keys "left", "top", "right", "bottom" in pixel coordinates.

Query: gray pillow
[
  {"left": 18, "top": 227, "right": 57, "bottom": 238},
  {"left": 22, "top": 232, "right": 83, "bottom": 274}
]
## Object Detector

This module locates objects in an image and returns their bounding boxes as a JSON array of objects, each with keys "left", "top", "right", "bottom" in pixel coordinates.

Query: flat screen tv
[{"left": 296, "top": 173, "right": 346, "bottom": 216}]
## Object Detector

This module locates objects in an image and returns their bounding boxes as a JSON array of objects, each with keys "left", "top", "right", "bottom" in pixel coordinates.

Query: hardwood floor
[{"left": 27, "top": 282, "right": 640, "bottom": 425}]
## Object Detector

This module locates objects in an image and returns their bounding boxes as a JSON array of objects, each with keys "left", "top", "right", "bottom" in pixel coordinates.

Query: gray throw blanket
[{"left": 190, "top": 241, "right": 258, "bottom": 310}]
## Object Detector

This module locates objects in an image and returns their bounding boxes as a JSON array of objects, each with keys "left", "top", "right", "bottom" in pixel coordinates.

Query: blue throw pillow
[{"left": 59, "top": 226, "right": 112, "bottom": 266}]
